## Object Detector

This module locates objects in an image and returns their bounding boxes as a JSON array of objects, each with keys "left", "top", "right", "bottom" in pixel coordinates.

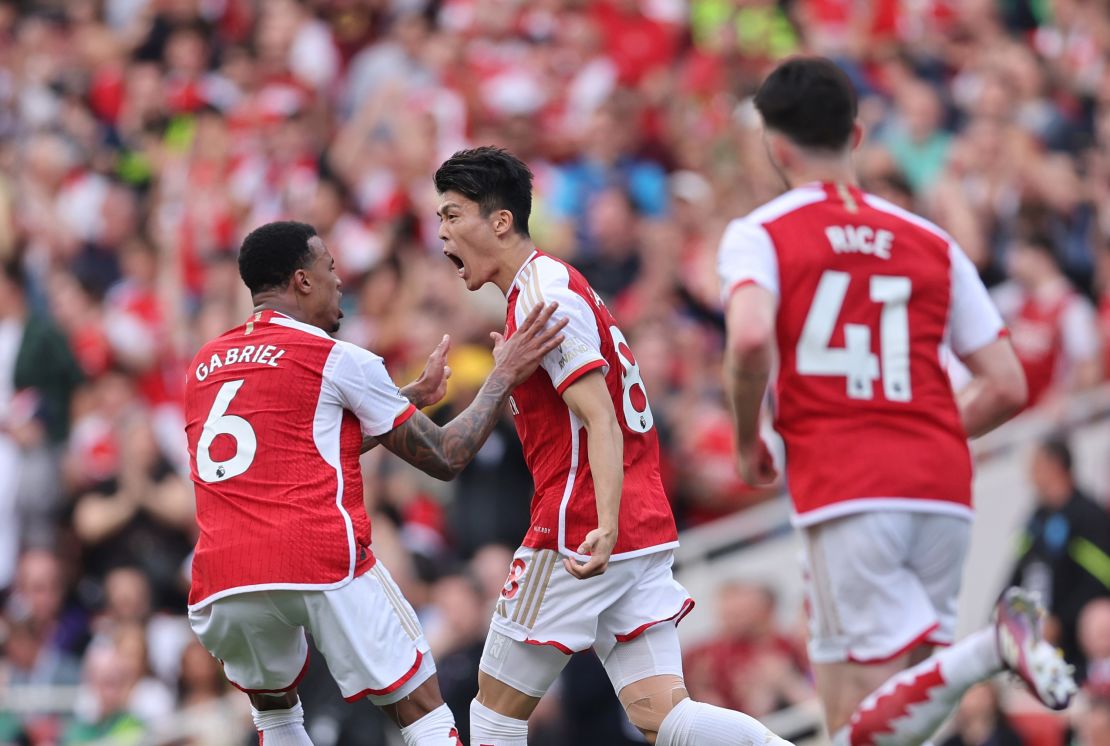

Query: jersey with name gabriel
[{"left": 183, "top": 310, "right": 415, "bottom": 609}]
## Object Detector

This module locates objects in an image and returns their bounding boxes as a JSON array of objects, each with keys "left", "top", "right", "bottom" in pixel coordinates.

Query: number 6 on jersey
[
  {"left": 197, "top": 379, "right": 257, "bottom": 482},
  {"left": 797, "top": 270, "right": 913, "bottom": 402}
]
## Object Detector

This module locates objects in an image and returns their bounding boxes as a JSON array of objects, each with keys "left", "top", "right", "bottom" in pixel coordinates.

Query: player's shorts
[
  {"left": 801, "top": 510, "right": 971, "bottom": 665},
  {"left": 188, "top": 563, "right": 434, "bottom": 705},
  {"left": 489, "top": 546, "right": 693, "bottom": 660}
]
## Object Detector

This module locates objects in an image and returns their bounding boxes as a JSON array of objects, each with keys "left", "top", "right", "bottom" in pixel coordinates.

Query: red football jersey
[
  {"left": 718, "top": 183, "right": 1005, "bottom": 526},
  {"left": 998, "top": 280, "right": 1098, "bottom": 409},
  {"left": 184, "top": 310, "right": 415, "bottom": 610},
  {"left": 504, "top": 251, "right": 679, "bottom": 560}
]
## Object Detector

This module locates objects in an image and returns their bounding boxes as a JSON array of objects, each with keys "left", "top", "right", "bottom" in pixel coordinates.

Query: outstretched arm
[{"left": 376, "top": 303, "right": 567, "bottom": 479}]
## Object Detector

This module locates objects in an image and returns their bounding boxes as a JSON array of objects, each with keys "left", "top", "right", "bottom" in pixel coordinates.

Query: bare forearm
[
  {"left": 726, "top": 346, "right": 771, "bottom": 448},
  {"left": 380, "top": 370, "right": 514, "bottom": 479},
  {"left": 958, "top": 379, "right": 1019, "bottom": 438},
  {"left": 73, "top": 493, "right": 137, "bottom": 544},
  {"left": 585, "top": 420, "right": 623, "bottom": 532}
]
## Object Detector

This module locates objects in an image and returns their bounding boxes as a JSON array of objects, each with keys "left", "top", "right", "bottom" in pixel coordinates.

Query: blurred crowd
[{"left": 0, "top": 0, "right": 1109, "bottom": 743}]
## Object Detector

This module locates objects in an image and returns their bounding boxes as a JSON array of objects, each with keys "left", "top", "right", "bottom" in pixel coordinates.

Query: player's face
[
  {"left": 304, "top": 237, "right": 343, "bottom": 332},
  {"left": 437, "top": 191, "right": 499, "bottom": 292}
]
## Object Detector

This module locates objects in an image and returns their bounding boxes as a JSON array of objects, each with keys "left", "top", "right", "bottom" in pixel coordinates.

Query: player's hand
[
  {"left": 403, "top": 335, "right": 452, "bottom": 409},
  {"left": 563, "top": 527, "right": 616, "bottom": 580},
  {"left": 491, "top": 302, "right": 568, "bottom": 387},
  {"left": 738, "top": 438, "right": 778, "bottom": 486}
]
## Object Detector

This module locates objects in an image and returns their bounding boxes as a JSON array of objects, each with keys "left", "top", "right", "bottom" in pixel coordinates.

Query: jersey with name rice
[
  {"left": 504, "top": 252, "right": 679, "bottom": 560},
  {"left": 717, "top": 182, "right": 1005, "bottom": 526},
  {"left": 184, "top": 310, "right": 416, "bottom": 610}
]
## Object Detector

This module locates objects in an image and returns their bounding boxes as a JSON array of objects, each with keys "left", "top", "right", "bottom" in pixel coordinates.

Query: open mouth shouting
[{"left": 444, "top": 249, "right": 466, "bottom": 279}]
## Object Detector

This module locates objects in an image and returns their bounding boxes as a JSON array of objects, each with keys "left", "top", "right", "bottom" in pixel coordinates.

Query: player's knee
[{"left": 619, "top": 676, "right": 688, "bottom": 743}]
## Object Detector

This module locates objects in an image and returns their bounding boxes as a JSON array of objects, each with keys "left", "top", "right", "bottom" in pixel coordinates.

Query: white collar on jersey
[{"left": 505, "top": 249, "right": 539, "bottom": 298}]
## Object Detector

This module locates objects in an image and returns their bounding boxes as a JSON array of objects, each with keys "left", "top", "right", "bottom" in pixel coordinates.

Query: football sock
[
  {"left": 399, "top": 704, "right": 462, "bottom": 745},
  {"left": 469, "top": 699, "right": 528, "bottom": 746},
  {"left": 251, "top": 701, "right": 313, "bottom": 746},
  {"left": 655, "top": 698, "right": 793, "bottom": 745},
  {"left": 838, "top": 628, "right": 1002, "bottom": 745}
]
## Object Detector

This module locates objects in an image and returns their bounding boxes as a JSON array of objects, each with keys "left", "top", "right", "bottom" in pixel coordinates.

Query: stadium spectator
[
  {"left": 993, "top": 231, "right": 1102, "bottom": 408},
  {"left": 1079, "top": 598, "right": 1110, "bottom": 695},
  {"left": 937, "top": 682, "right": 1024, "bottom": 746},
  {"left": 1010, "top": 438, "right": 1110, "bottom": 669},
  {"left": 0, "top": 0, "right": 1105, "bottom": 741},
  {"left": 1074, "top": 696, "right": 1110, "bottom": 746},
  {"left": 683, "top": 582, "right": 812, "bottom": 718},
  {"left": 63, "top": 642, "right": 145, "bottom": 745}
]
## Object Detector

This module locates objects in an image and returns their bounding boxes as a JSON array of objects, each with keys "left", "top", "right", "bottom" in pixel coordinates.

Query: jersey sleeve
[
  {"left": 948, "top": 243, "right": 1006, "bottom": 358},
  {"left": 323, "top": 342, "right": 415, "bottom": 437},
  {"left": 516, "top": 265, "right": 608, "bottom": 395},
  {"left": 717, "top": 217, "right": 780, "bottom": 303}
]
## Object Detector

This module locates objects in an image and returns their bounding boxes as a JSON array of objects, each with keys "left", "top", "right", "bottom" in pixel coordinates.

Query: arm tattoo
[
  {"left": 377, "top": 371, "right": 514, "bottom": 479},
  {"left": 360, "top": 385, "right": 432, "bottom": 453}
]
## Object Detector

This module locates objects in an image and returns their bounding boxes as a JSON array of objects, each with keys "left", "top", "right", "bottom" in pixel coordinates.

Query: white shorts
[
  {"left": 802, "top": 511, "right": 971, "bottom": 665},
  {"left": 489, "top": 547, "right": 692, "bottom": 659},
  {"left": 188, "top": 563, "right": 434, "bottom": 705}
]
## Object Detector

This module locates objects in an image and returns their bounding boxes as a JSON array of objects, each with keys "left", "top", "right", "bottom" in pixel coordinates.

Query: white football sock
[
  {"left": 251, "top": 700, "right": 313, "bottom": 746},
  {"left": 843, "top": 628, "right": 1001, "bottom": 745},
  {"left": 655, "top": 698, "right": 793, "bottom": 745},
  {"left": 399, "top": 703, "right": 461, "bottom": 745},
  {"left": 469, "top": 699, "right": 528, "bottom": 746}
]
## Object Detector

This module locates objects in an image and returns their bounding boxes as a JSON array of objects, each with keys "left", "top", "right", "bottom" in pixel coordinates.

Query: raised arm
[{"left": 376, "top": 302, "right": 567, "bottom": 479}]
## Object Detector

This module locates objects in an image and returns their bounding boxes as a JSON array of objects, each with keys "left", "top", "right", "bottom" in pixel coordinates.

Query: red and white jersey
[
  {"left": 184, "top": 310, "right": 415, "bottom": 610},
  {"left": 993, "top": 278, "right": 1099, "bottom": 407},
  {"left": 718, "top": 182, "right": 1005, "bottom": 526},
  {"left": 504, "top": 251, "right": 679, "bottom": 560}
]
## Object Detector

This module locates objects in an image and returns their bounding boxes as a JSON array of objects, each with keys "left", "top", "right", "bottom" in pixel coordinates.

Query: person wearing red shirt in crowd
[
  {"left": 720, "top": 57, "right": 1075, "bottom": 744},
  {"left": 995, "top": 230, "right": 1102, "bottom": 408},
  {"left": 184, "top": 221, "right": 565, "bottom": 746},
  {"left": 433, "top": 147, "right": 790, "bottom": 746},
  {"left": 683, "top": 582, "right": 812, "bottom": 717}
]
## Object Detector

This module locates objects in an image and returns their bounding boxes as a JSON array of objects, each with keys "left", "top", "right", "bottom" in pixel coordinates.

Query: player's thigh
[
  {"left": 476, "top": 631, "right": 571, "bottom": 719},
  {"left": 602, "top": 622, "right": 688, "bottom": 738},
  {"left": 909, "top": 514, "right": 972, "bottom": 648},
  {"left": 489, "top": 547, "right": 638, "bottom": 656},
  {"left": 593, "top": 550, "right": 693, "bottom": 666},
  {"left": 803, "top": 512, "right": 939, "bottom": 666},
  {"left": 188, "top": 593, "right": 309, "bottom": 695},
  {"left": 304, "top": 563, "right": 438, "bottom": 709}
]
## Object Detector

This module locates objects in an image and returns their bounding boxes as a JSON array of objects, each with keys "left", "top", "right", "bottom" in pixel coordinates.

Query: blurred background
[{"left": 0, "top": 0, "right": 1108, "bottom": 744}]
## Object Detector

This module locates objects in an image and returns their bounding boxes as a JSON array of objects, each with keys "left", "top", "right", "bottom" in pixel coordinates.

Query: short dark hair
[
  {"left": 433, "top": 147, "right": 533, "bottom": 237},
  {"left": 754, "top": 56, "right": 858, "bottom": 151},
  {"left": 1039, "top": 436, "right": 1073, "bottom": 473},
  {"left": 238, "top": 221, "right": 318, "bottom": 295}
]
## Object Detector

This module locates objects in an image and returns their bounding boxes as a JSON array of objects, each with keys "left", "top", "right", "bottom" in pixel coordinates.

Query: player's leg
[
  {"left": 470, "top": 633, "right": 572, "bottom": 745},
  {"left": 595, "top": 550, "right": 792, "bottom": 745},
  {"left": 188, "top": 593, "right": 314, "bottom": 745},
  {"left": 600, "top": 623, "right": 792, "bottom": 745},
  {"left": 815, "top": 514, "right": 1075, "bottom": 745},
  {"left": 303, "top": 564, "right": 460, "bottom": 745},
  {"left": 469, "top": 546, "right": 617, "bottom": 745},
  {"left": 250, "top": 690, "right": 312, "bottom": 746}
]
